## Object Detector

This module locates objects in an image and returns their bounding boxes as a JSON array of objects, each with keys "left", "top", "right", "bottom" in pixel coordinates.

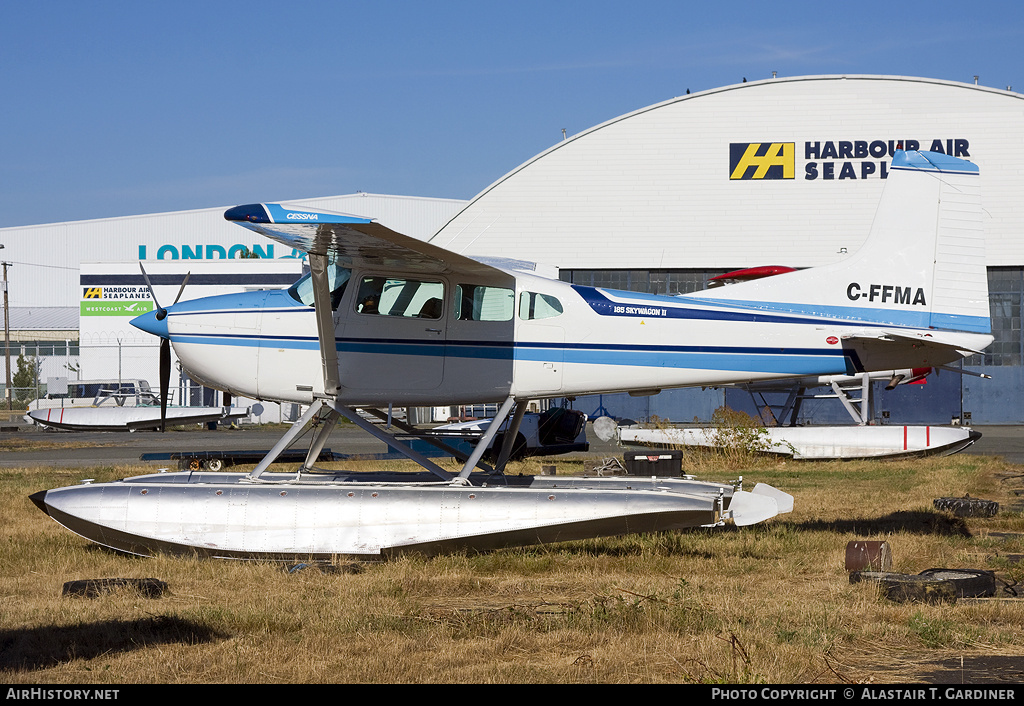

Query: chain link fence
[{"left": 4, "top": 342, "right": 299, "bottom": 424}]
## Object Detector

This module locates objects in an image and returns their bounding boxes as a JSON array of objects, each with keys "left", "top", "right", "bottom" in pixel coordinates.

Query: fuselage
[{"left": 131, "top": 265, "right": 991, "bottom": 407}]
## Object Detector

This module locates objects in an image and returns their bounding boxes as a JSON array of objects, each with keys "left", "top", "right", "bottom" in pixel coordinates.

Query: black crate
[{"left": 622, "top": 449, "right": 683, "bottom": 476}]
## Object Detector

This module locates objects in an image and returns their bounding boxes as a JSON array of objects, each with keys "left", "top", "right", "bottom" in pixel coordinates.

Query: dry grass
[
  {"left": 0, "top": 438, "right": 112, "bottom": 452},
  {"left": 2, "top": 453, "right": 1024, "bottom": 684}
]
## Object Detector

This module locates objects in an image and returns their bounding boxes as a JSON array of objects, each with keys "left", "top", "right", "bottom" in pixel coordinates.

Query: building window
[
  {"left": 559, "top": 269, "right": 730, "bottom": 295},
  {"left": 970, "top": 268, "right": 1022, "bottom": 367}
]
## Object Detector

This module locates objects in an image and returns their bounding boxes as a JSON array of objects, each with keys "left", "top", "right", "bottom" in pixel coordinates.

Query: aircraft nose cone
[{"left": 131, "top": 308, "right": 169, "bottom": 339}]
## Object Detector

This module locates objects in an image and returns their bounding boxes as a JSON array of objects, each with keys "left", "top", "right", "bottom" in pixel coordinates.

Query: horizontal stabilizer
[{"left": 842, "top": 329, "right": 992, "bottom": 372}]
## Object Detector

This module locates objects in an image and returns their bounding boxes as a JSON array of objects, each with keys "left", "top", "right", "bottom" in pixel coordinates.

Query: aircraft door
[
  {"left": 340, "top": 274, "right": 447, "bottom": 394},
  {"left": 445, "top": 283, "right": 516, "bottom": 400}
]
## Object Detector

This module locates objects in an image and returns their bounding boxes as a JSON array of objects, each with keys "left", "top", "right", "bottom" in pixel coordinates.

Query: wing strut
[
  {"left": 246, "top": 400, "right": 326, "bottom": 480},
  {"left": 491, "top": 400, "right": 530, "bottom": 472},
  {"left": 309, "top": 253, "right": 341, "bottom": 397},
  {"left": 457, "top": 396, "right": 517, "bottom": 479}
]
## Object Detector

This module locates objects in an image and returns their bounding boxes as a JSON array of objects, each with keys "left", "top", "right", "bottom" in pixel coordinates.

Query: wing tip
[
  {"left": 225, "top": 203, "right": 375, "bottom": 226},
  {"left": 224, "top": 204, "right": 269, "bottom": 223}
]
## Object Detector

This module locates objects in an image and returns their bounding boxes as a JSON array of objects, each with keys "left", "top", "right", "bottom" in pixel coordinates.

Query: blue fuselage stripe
[
  {"left": 172, "top": 331, "right": 847, "bottom": 374},
  {"left": 571, "top": 285, "right": 991, "bottom": 334}
]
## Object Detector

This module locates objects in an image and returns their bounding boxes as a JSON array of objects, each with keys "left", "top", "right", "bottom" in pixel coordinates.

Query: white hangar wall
[
  {"left": 434, "top": 75, "right": 1024, "bottom": 272},
  {"left": 1, "top": 193, "right": 467, "bottom": 310}
]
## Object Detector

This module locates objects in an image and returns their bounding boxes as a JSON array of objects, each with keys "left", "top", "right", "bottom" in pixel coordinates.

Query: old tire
[
  {"left": 62, "top": 578, "right": 169, "bottom": 598},
  {"left": 850, "top": 571, "right": 958, "bottom": 604},
  {"left": 206, "top": 458, "right": 224, "bottom": 472},
  {"left": 933, "top": 495, "right": 999, "bottom": 517},
  {"left": 918, "top": 568, "right": 996, "bottom": 598}
]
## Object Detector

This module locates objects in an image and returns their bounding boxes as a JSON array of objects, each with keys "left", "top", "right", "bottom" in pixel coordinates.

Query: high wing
[{"left": 224, "top": 203, "right": 504, "bottom": 279}]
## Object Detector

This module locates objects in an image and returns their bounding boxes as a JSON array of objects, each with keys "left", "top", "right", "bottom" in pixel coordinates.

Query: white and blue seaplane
[{"left": 31, "top": 150, "right": 991, "bottom": 559}]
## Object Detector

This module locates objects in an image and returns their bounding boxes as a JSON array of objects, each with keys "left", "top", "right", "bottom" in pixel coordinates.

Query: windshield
[{"left": 287, "top": 264, "right": 352, "bottom": 309}]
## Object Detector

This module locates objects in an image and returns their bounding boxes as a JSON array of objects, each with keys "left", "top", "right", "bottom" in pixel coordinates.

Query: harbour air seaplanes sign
[
  {"left": 729, "top": 138, "right": 971, "bottom": 181},
  {"left": 80, "top": 286, "right": 154, "bottom": 317}
]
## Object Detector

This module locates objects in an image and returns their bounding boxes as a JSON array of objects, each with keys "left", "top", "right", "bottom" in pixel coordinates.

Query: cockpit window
[
  {"left": 356, "top": 276, "right": 444, "bottom": 319},
  {"left": 287, "top": 264, "right": 352, "bottom": 309}
]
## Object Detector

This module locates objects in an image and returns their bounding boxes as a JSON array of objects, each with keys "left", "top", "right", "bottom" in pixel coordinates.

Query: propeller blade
[
  {"left": 173, "top": 272, "right": 191, "bottom": 305},
  {"left": 159, "top": 338, "right": 171, "bottom": 433},
  {"left": 139, "top": 262, "right": 164, "bottom": 315},
  {"left": 139, "top": 263, "right": 188, "bottom": 432}
]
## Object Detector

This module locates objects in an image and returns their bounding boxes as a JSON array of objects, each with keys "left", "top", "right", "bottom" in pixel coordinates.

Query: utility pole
[{"left": 1, "top": 247, "right": 11, "bottom": 411}]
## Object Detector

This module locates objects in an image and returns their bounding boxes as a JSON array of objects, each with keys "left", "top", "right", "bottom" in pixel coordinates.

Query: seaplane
[
  {"left": 25, "top": 403, "right": 251, "bottom": 433},
  {"left": 24, "top": 377, "right": 252, "bottom": 432},
  {"left": 30, "top": 150, "right": 991, "bottom": 559},
  {"left": 612, "top": 366, "right": 985, "bottom": 460}
]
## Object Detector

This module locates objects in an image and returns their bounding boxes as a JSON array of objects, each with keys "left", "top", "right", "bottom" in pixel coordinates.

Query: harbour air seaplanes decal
[
  {"left": 729, "top": 143, "right": 795, "bottom": 180},
  {"left": 80, "top": 285, "right": 154, "bottom": 317},
  {"left": 731, "top": 138, "right": 971, "bottom": 181}
]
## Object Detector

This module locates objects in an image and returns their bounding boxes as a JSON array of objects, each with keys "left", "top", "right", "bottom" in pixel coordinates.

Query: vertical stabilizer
[{"left": 688, "top": 150, "right": 989, "bottom": 336}]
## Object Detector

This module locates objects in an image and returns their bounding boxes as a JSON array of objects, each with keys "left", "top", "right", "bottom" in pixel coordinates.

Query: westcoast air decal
[{"left": 730, "top": 138, "right": 970, "bottom": 181}]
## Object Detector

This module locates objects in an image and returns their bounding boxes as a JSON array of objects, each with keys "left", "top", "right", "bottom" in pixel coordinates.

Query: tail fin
[{"left": 688, "top": 150, "right": 989, "bottom": 336}]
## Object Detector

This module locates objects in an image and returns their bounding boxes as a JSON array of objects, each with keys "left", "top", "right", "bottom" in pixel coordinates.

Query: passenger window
[
  {"left": 455, "top": 284, "right": 514, "bottom": 321},
  {"left": 356, "top": 276, "right": 444, "bottom": 318},
  {"left": 519, "top": 291, "right": 564, "bottom": 320}
]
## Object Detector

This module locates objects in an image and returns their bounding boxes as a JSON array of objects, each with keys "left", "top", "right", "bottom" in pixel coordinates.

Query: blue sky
[{"left": 1, "top": 0, "right": 1021, "bottom": 227}]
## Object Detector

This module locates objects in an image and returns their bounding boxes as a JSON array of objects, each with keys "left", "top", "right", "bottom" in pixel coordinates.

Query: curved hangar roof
[{"left": 430, "top": 75, "right": 1024, "bottom": 270}]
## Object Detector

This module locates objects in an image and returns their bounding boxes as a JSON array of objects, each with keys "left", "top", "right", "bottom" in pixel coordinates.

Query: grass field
[{"left": 2, "top": 452, "right": 1023, "bottom": 684}]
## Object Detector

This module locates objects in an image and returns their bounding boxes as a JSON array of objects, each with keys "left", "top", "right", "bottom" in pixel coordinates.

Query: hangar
[
  {"left": 429, "top": 75, "right": 1024, "bottom": 425},
  {"left": 3, "top": 75, "right": 1022, "bottom": 424}
]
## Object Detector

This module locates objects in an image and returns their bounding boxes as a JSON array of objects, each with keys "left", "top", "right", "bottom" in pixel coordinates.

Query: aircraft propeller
[{"left": 139, "top": 263, "right": 191, "bottom": 432}]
